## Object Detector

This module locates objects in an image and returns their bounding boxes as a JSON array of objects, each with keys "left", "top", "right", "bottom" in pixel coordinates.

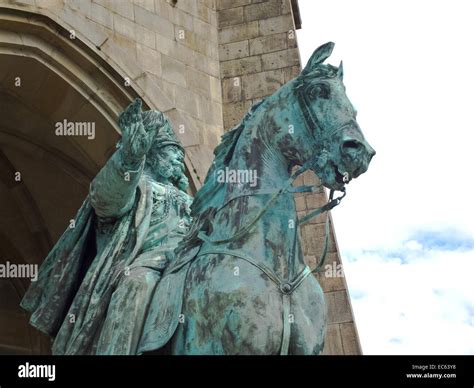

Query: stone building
[{"left": 0, "top": 0, "right": 361, "bottom": 354}]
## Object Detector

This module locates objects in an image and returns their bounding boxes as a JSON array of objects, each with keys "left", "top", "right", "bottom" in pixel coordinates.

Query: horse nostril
[{"left": 342, "top": 140, "right": 361, "bottom": 152}]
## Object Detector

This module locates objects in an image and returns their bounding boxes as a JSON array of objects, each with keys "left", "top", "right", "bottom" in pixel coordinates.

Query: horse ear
[
  {"left": 302, "top": 42, "right": 335, "bottom": 75},
  {"left": 337, "top": 60, "right": 344, "bottom": 80}
]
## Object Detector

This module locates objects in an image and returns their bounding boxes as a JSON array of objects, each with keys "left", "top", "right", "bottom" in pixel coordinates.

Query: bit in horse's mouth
[{"left": 334, "top": 168, "right": 347, "bottom": 184}]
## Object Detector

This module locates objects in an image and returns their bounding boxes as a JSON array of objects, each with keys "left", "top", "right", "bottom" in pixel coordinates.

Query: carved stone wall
[{"left": 0, "top": 0, "right": 361, "bottom": 354}]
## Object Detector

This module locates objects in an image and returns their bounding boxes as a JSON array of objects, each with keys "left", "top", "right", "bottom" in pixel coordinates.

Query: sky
[{"left": 296, "top": 0, "right": 474, "bottom": 354}]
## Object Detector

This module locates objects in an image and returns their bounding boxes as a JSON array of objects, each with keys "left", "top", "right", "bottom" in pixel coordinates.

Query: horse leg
[
  {"left": 170, "top": 253, "right": 284, "bottom": 355},
  {"left": 289, "top": 275, "right": 327, "bottom": 355}
]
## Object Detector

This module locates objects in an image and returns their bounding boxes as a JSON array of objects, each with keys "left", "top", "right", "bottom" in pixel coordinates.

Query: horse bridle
[
  {"left": 197, "top": 81, "right": 348, "bottom": 258},
  {"left": 195, "top": 83, "right": 348, "bottom": 355}
]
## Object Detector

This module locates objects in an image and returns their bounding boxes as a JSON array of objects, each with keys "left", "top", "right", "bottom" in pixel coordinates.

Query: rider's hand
[{"left": 118, "top": 99, "right": 164, "bottom": 166}]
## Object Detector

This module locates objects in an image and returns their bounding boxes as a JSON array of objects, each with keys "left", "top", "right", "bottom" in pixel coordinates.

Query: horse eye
[
  {"left": 309, "top": 84, "right": 330, "bottom": 99},
  {"left": 308, "top": 88, "right": 317, "bottom": 99}
]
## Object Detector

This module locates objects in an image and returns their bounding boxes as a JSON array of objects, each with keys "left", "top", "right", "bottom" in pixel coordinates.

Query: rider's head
[{"left": 142, "top": 111, "right": 188, "bottom": 191}]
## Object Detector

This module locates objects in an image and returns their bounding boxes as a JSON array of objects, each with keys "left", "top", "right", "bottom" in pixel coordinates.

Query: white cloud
[
  {"left": 345, "top": 242, "right": 474, "bottom": 354},
  {"left": 404, "top": 240, "right": 423, "bottom": 251},
  {"left": 297, "top": 0, "right": 474, "bottom": 354}
]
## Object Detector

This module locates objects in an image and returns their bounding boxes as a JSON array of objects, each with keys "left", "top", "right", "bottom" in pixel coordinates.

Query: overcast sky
[{"left": 297, "top": 0, "right": 474, "bottom": 354}]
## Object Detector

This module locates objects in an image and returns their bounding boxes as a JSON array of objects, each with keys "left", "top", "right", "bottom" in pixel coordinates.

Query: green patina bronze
[
  {"left": 21, "top": 99, "right": 193, "bottom": 354},
  {"left": 21, "top": 42, "right": 375, "bottom": 355}
]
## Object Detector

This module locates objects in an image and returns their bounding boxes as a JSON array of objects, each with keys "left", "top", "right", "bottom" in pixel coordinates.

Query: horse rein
[{"left": 197, "top": 83, "right": 348, "bottom": 273}]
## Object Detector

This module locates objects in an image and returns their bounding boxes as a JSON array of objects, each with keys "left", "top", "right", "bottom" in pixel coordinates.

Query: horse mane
[{"left": 191, "top": 99, "right": 265, "bottom": 216}]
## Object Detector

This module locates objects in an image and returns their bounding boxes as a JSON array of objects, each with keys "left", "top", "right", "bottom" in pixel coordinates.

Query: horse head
[{"left": 283, "top": 42, "right": 376, "bottom": 191}]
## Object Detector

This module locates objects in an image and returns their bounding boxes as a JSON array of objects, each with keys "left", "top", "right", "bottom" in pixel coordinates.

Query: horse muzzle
[{"left": 340, "top": 137, "right": 376, "bottom": 179}]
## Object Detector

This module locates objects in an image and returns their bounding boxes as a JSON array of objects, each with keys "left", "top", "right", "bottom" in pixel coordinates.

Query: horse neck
[
  {"left": 226, "top": 87, "right": 301, "bottom": 190},
  {"left": 228, "top": 117, "right": 290, "bottom": 190},
  {"left": 213, "top": 96, "right": 307, "bottom": 281}
]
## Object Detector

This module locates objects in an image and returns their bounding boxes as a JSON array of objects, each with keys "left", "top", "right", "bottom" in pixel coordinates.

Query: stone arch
[
  {"left": 0, "top": 4, "right": 200, "bottom": 189},
  {"left": 0, "top": 146, "right": 52, "bottom": 260},
  {"left": 0, "top": 5, "right": 194, "bottom": 354}
]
